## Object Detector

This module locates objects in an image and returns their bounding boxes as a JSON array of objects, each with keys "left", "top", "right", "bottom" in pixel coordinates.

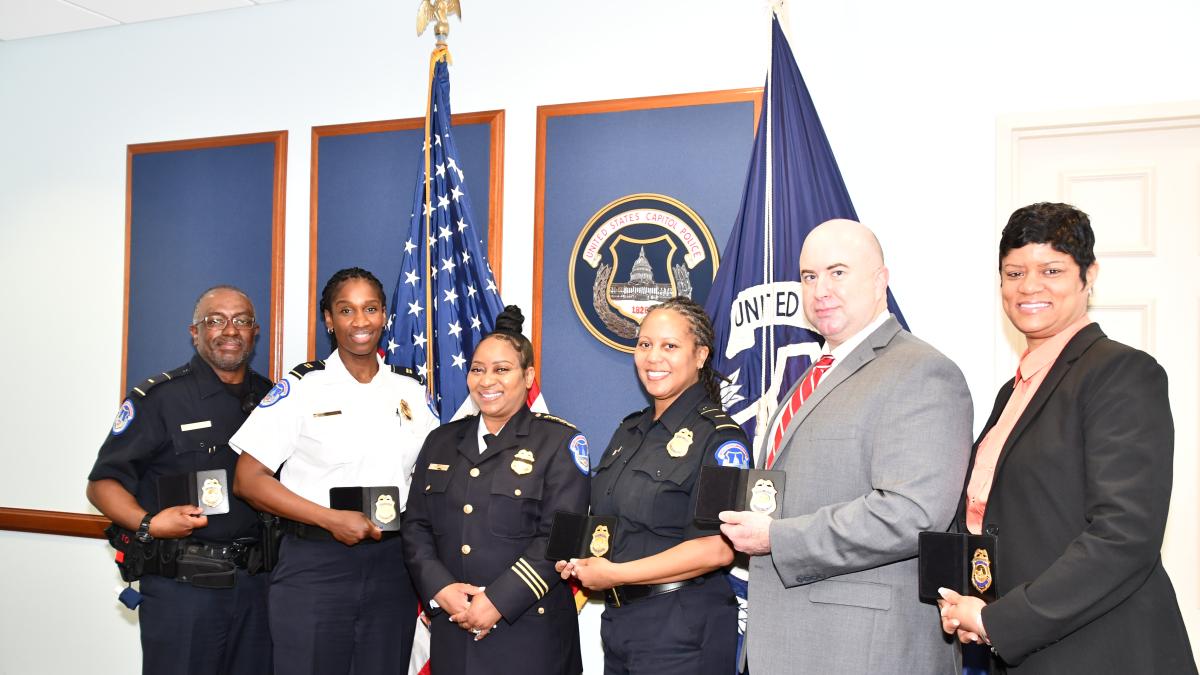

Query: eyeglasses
[{"left": 197, "top": 314, "right": 256, "bottom": 330}]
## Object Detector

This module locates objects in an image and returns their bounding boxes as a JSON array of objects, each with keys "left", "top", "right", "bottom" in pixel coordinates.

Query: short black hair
[
  {"left": 999, "top": 202, "right": 1095, "bottom": 283},
  {"left": 320, "top": 267, "right": 386, "bottom": 350}
]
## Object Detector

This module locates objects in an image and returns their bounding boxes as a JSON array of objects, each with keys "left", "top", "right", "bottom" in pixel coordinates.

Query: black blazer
[{"left": 956, "top": 323, "right": 1195, "bottom": 673}]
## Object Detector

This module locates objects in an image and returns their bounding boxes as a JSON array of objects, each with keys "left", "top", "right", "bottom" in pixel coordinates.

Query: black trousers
[
  {"left": 139, "top": 568, "right": 272, "bottom": 675},
  {"left": 269, "top": 534, "right": 418, "bottom": 675},
  {"left": 600, "top": 576, "right": 737, "bottom": 675}
]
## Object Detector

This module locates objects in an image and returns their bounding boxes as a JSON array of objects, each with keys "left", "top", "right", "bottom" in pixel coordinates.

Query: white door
[{"left": 998, "top": 102, "right": 1200, "bottom": 650}]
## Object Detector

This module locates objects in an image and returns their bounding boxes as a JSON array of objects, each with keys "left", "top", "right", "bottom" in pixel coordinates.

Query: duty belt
[
  {"left": 605, "top": 579, "right": 697, "bottom": 608},
  {"left": 173, "top": 537, "right": 260, "bottom": 589}
]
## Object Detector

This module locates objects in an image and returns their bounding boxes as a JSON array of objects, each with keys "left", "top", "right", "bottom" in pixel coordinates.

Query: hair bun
[{"left": 494, "top": 305, "right": 525, "bottom": 336}]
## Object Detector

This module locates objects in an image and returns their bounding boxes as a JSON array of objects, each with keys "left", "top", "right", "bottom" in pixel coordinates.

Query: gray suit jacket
[{"left": 747, "top": 317, "right": 972, "bottom": 674}]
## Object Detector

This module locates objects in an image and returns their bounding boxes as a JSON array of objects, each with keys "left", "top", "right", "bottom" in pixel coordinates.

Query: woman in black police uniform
[
  {"left": 559, "top": 296, "right": 746, "bottom": 675},
  {"left": 230, "top": 268, "right": 438, "bottom": 675},
  {"left": 403, "top": 306, "right": 590, "bottom": 675}
]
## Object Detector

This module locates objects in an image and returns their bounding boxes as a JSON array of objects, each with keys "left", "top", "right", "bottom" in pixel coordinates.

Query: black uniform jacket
[
  {"left": 89, "top": 354, "right": 271, "bottom": 543},
  {"left": 592, "top": 382, "right": 750, "bottom": 563},
  {"left": 403, "top": 405, "right": 590, "bottom": 675},
  {"left": 955, "top": 323, "right": 1195, "bottom": 673}
]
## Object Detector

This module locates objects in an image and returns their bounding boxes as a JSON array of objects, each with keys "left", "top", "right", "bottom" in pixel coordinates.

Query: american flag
[{"left": 383, "top": 50, "right": 505, "bottom": 424}]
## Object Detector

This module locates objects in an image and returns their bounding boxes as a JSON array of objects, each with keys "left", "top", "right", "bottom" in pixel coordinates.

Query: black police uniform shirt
[
  {"left": 591, "top": 381, "right": 751, "bottom": 563},
  {"left": 89, "top": 354, "right": 271, "bottom": 543},
  {"left": 403, "top": 405, "right": 591, "bottom": 627}
]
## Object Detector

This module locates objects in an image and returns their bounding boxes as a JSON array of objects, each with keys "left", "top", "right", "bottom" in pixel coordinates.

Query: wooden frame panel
[
  {"left": 124, "top": 130, "right": 288, "bottom": 392},
  {"left": 532, "top": 88, "right": 761, "bottom": 375},
  {"left": 308, "top": 110, "right": 505, "bottom": 358}
]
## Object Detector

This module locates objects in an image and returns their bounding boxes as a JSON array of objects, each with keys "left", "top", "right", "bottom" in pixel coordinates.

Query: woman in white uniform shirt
[{"left": 231, "top": 267, "right": 438, "bottom": 674}]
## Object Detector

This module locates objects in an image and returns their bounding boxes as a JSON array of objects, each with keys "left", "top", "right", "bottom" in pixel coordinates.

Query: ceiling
[{"left": 0, "top": 0, "right": 288, "bottom": 41}]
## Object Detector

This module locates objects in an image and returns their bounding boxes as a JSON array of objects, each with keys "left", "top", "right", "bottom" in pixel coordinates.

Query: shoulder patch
[
  {"left": 111, "top": 399, "right": 136, "bottom": 435},
  {"left": 533, "top": 412, "right": 577, "bottom": 430},
  {"left": 258, "top": 379, "right": 290, "bottom": 408},
  {"left": 698, "top": 405, "right": 740, "bottom": 430},
  {"left": 287, "top": 360, "right": 326, "bottom": 379},
  {"left": 568, "top": 434, "right": 590, "bottom": 475},
  {"left": 129, "top": 364, "right": 191, "bottom": 398},
  {"left": 714, "top": 440, "right": 750, "bottom": 469},
  {"left": 388, "top": 364, "right": 425, "bottom": 385}
]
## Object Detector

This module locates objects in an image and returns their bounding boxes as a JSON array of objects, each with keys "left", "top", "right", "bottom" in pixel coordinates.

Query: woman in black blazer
[{"left": 938, "top": 202, "right": 1195, "bottom": 673}]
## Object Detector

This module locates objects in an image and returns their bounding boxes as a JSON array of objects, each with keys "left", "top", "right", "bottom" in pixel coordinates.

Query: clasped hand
[
  {"left": 436, "top": 583, "right": 500, "bottom": 641},
  {"left": 937, "top": 588, "right": 990, "bottom": 646}
]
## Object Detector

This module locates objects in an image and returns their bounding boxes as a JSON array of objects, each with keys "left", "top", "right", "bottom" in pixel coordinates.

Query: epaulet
[
  {"left": 532, "top": 412, "right": 577, "bottom": 430},
  {"left": 389, "top": 364, "right": 425, "bottom": 385},
  {"left": 698, "top": 405, "right": 742, "bottom": 431},
  {"left": 287, "top": 360, "right": 326, "bottom": 379},
  {"left": 129, "top": 364, "right": 191, "bottom": 398},
  {"left": 621, "top": 410, "right": 643, "bottom": 423}
]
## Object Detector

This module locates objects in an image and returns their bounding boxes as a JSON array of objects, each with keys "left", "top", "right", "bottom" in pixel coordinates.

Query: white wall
[{"left": 1, "top": 0, "right": 1197, "bottom": 672}]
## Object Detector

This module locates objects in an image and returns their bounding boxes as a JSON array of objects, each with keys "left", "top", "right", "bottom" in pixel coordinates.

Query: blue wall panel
[
  {"left": 314, "top": 121, "right": 492, "bottom": 358},
  {"left": 539, "top": 100, "right": 756, "bottom": 454},
  {"left": 127, "top": 142, "right": 276, "bottom": 389}
]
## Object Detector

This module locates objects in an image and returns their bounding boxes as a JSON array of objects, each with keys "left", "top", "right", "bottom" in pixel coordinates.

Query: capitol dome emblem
[{"left": 568, "top": 194, "right": 720, "bottom": 352}]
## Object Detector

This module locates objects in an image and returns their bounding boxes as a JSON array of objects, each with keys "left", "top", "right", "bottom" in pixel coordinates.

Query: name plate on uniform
[
  {"left": 545, "top": 511, "right": 617, "bottom": 561},
  {"left": 917, "top": 531, "right": 998, "bottom": 604},
  {"left": 329, "top": 486, "right": 402, "bottom": 531},
  {"left": 693, "top": 466, "right": 786, "bottom": 526},
  {"left": 157, "top": 469, "right": 230, "bottom": 516}
]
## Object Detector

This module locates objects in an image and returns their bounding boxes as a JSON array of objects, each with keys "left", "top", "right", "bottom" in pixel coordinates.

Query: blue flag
[
  {"left": 706, "top": 15, "right": 907, "bottom": 451},
  {"left": 383, "top": 52, "right": 505, "bottom": 423}
]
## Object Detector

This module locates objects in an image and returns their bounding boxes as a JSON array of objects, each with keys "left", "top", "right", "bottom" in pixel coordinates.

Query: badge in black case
[
  {"left": 157, "top": 468, "right": 230, "bottom": 515},
  {"left": 693, "top": 466, "right": 787, "bottom": 525},
  {"left": 329, "top": 486, "right": 403, "bottom": 531},
  {"left": 545, "top": 511, "right": 618, "bottom": 561},
  {"left": 917, "top": 531, "right": 998, "bottom": 604}
]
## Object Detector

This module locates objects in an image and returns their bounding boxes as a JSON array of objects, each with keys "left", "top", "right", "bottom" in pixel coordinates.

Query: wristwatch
[{"left": 136, "top": 513, "right": 154, "bottom": 543}]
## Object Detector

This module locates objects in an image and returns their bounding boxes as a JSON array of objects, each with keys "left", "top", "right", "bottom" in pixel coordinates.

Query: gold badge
[
  {"left": 399, "top": 400, "right": 413, "bottom": 421},
  {"left": 589, "top": 524, "right": 611, "bottom": 557},
  {"left": 748, "top": 479, "right": 778, "bottom": 515},
  {"left": 971, "top": 548, "right": 993, "bottom": 593},
  {"left": 511, "top": 448, "right": 535, "bottom": 476},
  {"left": 375, "top": 494, "right": 397, "bottom": 525},
  {"left": 200, "top": 477, "right": 224, "bottom": 509},
  {"left": 666, "top": 428, "right": 693, "bottom": 458}
]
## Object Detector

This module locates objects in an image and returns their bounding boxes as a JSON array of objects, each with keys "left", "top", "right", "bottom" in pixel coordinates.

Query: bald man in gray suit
[{"left": 721, "top": 219, "right": 972, "bottom": 673}]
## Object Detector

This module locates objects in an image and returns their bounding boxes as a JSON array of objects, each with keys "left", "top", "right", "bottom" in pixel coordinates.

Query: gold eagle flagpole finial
[{"left": 416, "top": 0, "right": 462, "bottom": 43}]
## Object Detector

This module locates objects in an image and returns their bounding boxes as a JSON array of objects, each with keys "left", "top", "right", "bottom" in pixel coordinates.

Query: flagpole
[
  {"left": 753, "top": 12, "right": 777, "bottom": 459},
  {"left": 423, "top": 43, "right": 452, "bottom": 405}
]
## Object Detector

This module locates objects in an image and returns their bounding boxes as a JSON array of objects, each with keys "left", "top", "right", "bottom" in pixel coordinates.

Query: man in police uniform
[{"left": 87, "top": 285, "right": 273, "bottom": 675}]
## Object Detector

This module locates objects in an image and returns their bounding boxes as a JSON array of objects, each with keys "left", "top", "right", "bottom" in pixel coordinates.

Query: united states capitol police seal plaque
[{"left": 568, "top": 194, "right": 720, "bottom": 352}]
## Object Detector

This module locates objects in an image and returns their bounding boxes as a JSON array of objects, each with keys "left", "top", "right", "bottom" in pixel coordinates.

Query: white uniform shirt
[{"left": 230, "top": 350, "right": 438, "bottom": 508}]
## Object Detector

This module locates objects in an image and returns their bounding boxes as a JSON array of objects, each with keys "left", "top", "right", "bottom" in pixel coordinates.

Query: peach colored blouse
[{"left": 965, "top": 314, "right": 1092, "bottom": 534}]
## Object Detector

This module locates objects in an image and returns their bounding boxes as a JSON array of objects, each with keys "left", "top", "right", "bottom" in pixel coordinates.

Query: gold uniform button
[
  {"left": 470, "top": 468, "right": 480, "bottom": 478},
  {"left": 425, "top": 485, "right": 431, "bottom": 491},
  {"left": 537, "top": 607, "right": 545, "bottom": 615},
  {"left": 461, "top": 544, "right": 471, "bottom": 555},
  {"left": 463, "top": 504, "right": 473, "bottom": 514},
  {"left": 514, "top": 488, "right": 522, "bottom": 496}
]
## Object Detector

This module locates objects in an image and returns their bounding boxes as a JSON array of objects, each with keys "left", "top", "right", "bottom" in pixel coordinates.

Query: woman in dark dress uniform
[
  {"left": 403, "top": 306, "right": 590, "bottom": 675},
  {"left": 559, "top": 297, "right": 748, "bottom": 675}
]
